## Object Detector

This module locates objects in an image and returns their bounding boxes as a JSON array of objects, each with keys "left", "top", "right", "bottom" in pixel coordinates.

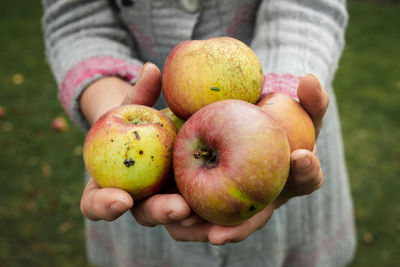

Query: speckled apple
[
  {"left": 257, "top": 92, "right": 315, "bottom": 151},
  {"left": 83, "top": 105, "right": 177, "bottom": 201},
  {"left": 173, "top": 100, "right": 291, "bottom": 225},
  {"left": 162, "top": 37, "right": 264, "bottom": 119}
]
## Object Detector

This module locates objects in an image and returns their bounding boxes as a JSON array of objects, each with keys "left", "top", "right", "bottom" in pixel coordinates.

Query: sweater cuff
[
  {"left": 60, "top": 56, "right": 142, "bottom": 131},
  {"left": 262, "top": 73, "right": 303, "bottom": 100}
]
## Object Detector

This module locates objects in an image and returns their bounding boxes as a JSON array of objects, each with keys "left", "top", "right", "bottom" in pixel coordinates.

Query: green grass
[
  {"left": 0, "top": 2, "right": 88, "bottom": 266},
  {"left": 0, "top": 0, "right": 399, "bottom": 266},
  {"left": 334, "top": 1, "right": 400, "bottom": 266}
]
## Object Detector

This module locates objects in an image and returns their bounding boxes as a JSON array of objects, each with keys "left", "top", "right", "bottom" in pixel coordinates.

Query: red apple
[
  {"left": 51, "top": 116, "right": 68, "bottom": 132},
  {"left": 173, "top": 100, "right": 291, "bottom": 225},
  {"left": 83, "top": 105, "right": 176, "bottom": 201},
  {"left": 162, "top": 37, "right": 264, "bottom": 119},
  {"left": 257, "top": 93, "right": 315, "bottom": 151}
]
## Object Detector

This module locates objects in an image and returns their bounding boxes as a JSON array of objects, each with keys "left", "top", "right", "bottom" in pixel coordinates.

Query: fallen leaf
[
  {"left": 12, "top": 73, "right": 24, "bottom": 85},
  {"left": 42, "top": 163, "right": 52, "bottom": 177},
  {"left": 2, "top": 121, "right": 13, "bottom": 131},
  {"left": 58, "top": 221, "right": 73, "bottom": 234},
  {"left": 363, "top": 232, "right": 374, "bottom": 243},
  {"left": 396, "top": 81, "right": 400, "bottom": 90}
]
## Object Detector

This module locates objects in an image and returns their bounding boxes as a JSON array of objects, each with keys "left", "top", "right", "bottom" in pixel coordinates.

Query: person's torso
[{"left": 109, "top": 0, "right": 261, "bottom": 68}]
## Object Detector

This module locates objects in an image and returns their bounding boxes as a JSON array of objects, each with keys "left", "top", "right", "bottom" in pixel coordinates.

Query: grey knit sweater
[{"left": 42, "top": 0, "right": 356, "bottom": 266}]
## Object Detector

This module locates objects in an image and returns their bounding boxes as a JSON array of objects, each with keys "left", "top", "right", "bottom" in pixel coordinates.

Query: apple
[
  {"left": 83, "top": 105, "right": 177, "bottom": 201},
  {"left": 51, "top": 116, "right": 68, "bottom": 132},
  {"left": 173, "top": 100, "right": 291, "bottom": 225},
  {"left": 162, "top": 37, "right": 264, "bottom": 119},
  {"left": 160, "top": 107, "right": 185, "bottom": 132},
  {"left": 257, "top": 93, "right": 315, "bottom": 151}
]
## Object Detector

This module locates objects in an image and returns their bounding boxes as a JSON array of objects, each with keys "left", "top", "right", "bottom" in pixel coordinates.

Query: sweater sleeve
[
  {"left": 41, "top": 0, "right": 143, "bottom": 130},
  {"left": 251, "top": 0, "right": 348, "bottom": 96}
]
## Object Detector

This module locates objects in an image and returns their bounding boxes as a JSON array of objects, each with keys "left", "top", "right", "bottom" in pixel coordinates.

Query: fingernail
[
  {"left": 179, "top": 215, "right": 203, "bottom": 227},
  {"left": 168, "top": 211, "right": 184, "bottom": 221},
  {"left": 137, "top": 63, "right": 149, "bottom": 80},
  {"left": 179, "top": 217, "right": 195, "bottom": 227},
  {"left": 110, "top": 201, "right": 129, "bottom": 214},
  {"left": 294, "top": 155, "right": 311, "bottom": 170}
]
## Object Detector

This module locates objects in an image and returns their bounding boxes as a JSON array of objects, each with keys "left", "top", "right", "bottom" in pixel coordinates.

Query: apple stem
[
  {"left": 193, "top": 147, "right": 219, "bottom": 166},
  {"left": 194, "top": 149, "right": 210, "bottom": 159},
  {"left": 194, "top": 150, "right": 210, "bottom": 159}
]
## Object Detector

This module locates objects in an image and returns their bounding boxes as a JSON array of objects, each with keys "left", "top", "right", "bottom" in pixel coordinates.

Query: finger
[
  {"left": 164, "top": 222, "right": 213, "bottom": 242},
  {"left": 297, "top": 74, "right": 329, "bottom": 137},
  {"left": 122, "top": 62, "right": 161, "bottom": 106},
  {"left": 80, "top": 178, "right": 134, "bottom": 221},
  {"left": 272, "top": 149, "right": 323, "bottom": 208},
  {"left": 178, "top": 213, "right": 206, "bottom": 227},
  {"left": 131, "top": 194, "right": 191, "bottom": 227},
  {"left": 207, "top": 205, "right": 274, "bottom": 245},
  {"left": 289, "top": 149, "right": 324, "bottom": 195}
]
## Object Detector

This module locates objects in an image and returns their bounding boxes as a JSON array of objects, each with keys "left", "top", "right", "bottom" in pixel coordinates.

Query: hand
[
  {"left": 159, "top": 74, "right": 329, "bottom": 245},
  {"left": 80, "top": 62, "right": 162, "bottom": 125},
  {"left": 80, "top": 62, "right": 166, "bottom": 220}
]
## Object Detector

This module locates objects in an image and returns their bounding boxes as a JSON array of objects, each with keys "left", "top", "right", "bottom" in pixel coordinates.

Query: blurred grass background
[{"left": 0, "top": 0, "right": 399, "bottom": 266}]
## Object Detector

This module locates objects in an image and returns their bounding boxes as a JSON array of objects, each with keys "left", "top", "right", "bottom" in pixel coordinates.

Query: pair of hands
[{"left": 79, "top": 63, "right": 329, "bottom": 245}]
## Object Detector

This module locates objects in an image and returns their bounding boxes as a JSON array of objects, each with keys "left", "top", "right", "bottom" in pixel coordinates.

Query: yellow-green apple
[
  {"left": 51, "top": 116, "right": 68, "bottom": 132},
  {"left": 162, "top": 37, "right": 264, "bottom": 119},
  {"left": 173, "top": 100, "right": 291, "bottom": 225},
  {"left": 83, "top": 105, "right": 177, "bottom": 201},
  {"left": 160, "top": 107, "right": 185, "bottom": 132},
  {"left": 257, "top": 92, "right": 315, "bottom": 151}
]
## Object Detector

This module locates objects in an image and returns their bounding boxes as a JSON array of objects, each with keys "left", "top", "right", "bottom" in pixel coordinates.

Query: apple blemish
[
  {"left": 211, "top": 86, "right": 220, "bottom": 91},
  {"left": 123, "top": 158, "right": 135, "bottom": 167},
  {"left": 133, "top": 131, "right": 140, "bottom": 140}
]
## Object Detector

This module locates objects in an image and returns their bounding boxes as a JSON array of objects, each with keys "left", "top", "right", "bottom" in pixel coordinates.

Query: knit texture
[{"left": 42, "top": 0, "right": 356, "bottom": 266}]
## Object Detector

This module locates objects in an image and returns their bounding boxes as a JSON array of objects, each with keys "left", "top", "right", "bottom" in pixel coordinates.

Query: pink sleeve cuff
[
  {"left": 262, "top": 73, "right": 303, "bottom": 100},
  {"left": 60, "top": 56, "right": 142, "bottom": 119}
]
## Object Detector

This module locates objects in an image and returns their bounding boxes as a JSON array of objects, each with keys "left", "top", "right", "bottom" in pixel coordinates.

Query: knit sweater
[{"left": 41, "top": 0, "right": 356, "bottom": 266}]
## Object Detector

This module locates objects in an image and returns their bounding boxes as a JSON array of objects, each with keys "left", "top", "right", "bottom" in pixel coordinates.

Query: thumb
[
  {"left": 297, "top": 74, "right": 329, "bottom": 138},
  {"left": 122, "top": 62, "right": 161, "bottom": 106}
]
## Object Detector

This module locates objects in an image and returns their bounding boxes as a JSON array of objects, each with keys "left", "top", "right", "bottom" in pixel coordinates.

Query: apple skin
[
  {"left": 52, "top": 116, "right": 68, "bottom": 132},
  {"left": 162, "top": 37, "right": 264, "bottom": 119},
  {"left": 160, "top": 107, "right": 185, "bottom": 132},
  {"left": 257, "top": 93, "right": 315, "bottom": 151},
  {"left": 173, "top": 100, "right": 291, "bottom": 225},
  {"left": 83, "top": 105, "right": 177, "bottom": 201}
]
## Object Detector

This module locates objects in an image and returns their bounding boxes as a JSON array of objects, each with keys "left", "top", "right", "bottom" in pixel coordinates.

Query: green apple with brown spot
[
  {"left": 162, "top": 37, "right": 264, "bottom": 119},
  {"left": 173, "top": 100, "right": 291, "bottom": 225},
  {"left": 83, "top": 105, "right": 177, "bottom": 201}
]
